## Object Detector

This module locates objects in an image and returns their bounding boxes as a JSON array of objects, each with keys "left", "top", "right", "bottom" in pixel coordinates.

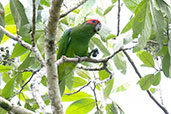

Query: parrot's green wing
[
  {"left": 57, "top": 29, "right": 76, "bottom": 96},
  {"left": 57, "top": 29, "right": 72, "bottom": 60}
]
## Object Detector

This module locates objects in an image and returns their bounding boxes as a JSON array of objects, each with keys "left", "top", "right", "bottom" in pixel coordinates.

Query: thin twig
[
  {"left": 123, "top": 50, "right": 169, "bottom": 114},
  {"left": 60, "top": 0, "right": 88, "bottom": 18},
  {"left": 117, "top": 0, "right": 121, "bottom": 36},
  {"left": 31, "top": 0, "right": 36, "bottom": 47},
  {"left": 91, "top": 82, "right": 100, "bottom": 113},
  {"left": 19, "top": 69, "right": 41, "bottom": 93},
  {"left": 65, "top": 81, "right": 91, "bottom": 95}
]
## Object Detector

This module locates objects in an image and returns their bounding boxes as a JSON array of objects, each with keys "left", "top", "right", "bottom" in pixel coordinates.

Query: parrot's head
[{"left": 86, "top": 19, "right": 101, "bottom": 33}]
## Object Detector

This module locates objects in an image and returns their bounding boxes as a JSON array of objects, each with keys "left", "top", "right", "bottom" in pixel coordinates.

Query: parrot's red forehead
[{"left": 87, "top": 19, "right": 101, "bottom": 26}]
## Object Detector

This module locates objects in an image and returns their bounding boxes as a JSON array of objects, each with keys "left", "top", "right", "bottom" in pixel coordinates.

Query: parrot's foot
[
  {"left": 88, "top": 48, "right": 99, "bottom": 57},
  {"left": 75, "top": 56, "right": 81, "bottom": 62}
]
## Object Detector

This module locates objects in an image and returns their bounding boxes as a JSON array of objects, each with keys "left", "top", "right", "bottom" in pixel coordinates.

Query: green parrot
[{"left": 57, "top": 19, "right": 101, "bottom": 95}]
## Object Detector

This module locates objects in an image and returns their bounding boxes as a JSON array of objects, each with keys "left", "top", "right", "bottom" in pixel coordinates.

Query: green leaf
[
  {"left": 2, "top": 72, "right": 11, "bottom": 83},
  {"left": 150, "top": 2, "right": 164, "bottom": 47},
  {"left": 18, "top": 55, "right": 35, "bottom": 70},
  {"left": 123, "top": 0, "right": 141, "bottom": 12},
  {"left": 138, "top": 73, "right": 161, "bottom": 90},
  {"left": 0, "top": 64, "right": 13, "bottom": 72},
  {"left": 76, "top": 69, "right": 90, "bottom": 79},
  {"left": 22, "top": 72, "right": 32, "bottom": 81},
  {"left": 74, "top": 0, "right": 95, "bottom": 25},
  {"left": 0, "top": 2, "right": 5, "bottom": 42},
  {"left": 99, "top": 70, "right": 109, "bottom": 80},
  {"left": 106, "top": 34, "right": 117, "bottom": 40},
  {"left": 40, "top": 0, "right": 50, "bottom": 7},
  {"left": 151, "top": 72, "right": 161, "bottom": 86},
  {"left": 104, "top": 78, "right": 114, "bottom": 97},
  {"left": 65, "top": 98, "right": 95, "bottom": 114},
  {"left": 121, "top": 17, "right": 134, "bottom": 33},
  {"left": 41, "top": 76, "right": 47, "bottom": 87},
  {"left": 103, "top": 4, "right": 115, "bottom": 15},
  {"left": 73, "top": 77, "right": 87, "bottom": 88},
  {"left": 66, "top": 72, "right": 74, "bottom": 91},
  {"left": 114, "top": 53, "right": 127, "bottom": 74},
  {"left": 156, "top": 0, "right": 171, "bottom": 22},
  {"left": 96, "top": 6, "right": 104, "bottom": 16},
  {"left": 116, "top": 84, "right": 127, "bottom": 92},
  {"left": 2, "top": 77, "right": 16, "bottom": 99},
  {"left": 10, "top": 43, "right": 29, "bottom": 58},
  {"left": 0, "top": 108, "right": 7, "bottom": 114},
  {"left": 10, "top": 0, "right": 30, "bottom": 35},
  {"left": 138, "top": 74, "right": 153, "bottom": 90},
  {"left": 150, "top": 88, "right": 156, "bottom": 94},
  {"left": 91, "top": 38, "right": 110, "bottom": 56},
  {"left": 62, "top": 89, "right": 92, "bottom": 102},
  {"left": 133, "top": 0, "right": 152, "bottom": 49},
  {"left": 162, "top": 50, "right": 170, "bottom": 77},
  {"left": 106, "top": 101, "right": 118, "bottom": 114},
  {"left": 112, "top": 0, "right": 117, "bottom": 4},
  {"left": 137, "top": 51, "right": 155, "bottom": 68}
]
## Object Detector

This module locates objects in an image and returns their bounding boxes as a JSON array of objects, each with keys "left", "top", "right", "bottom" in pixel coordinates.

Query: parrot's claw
[
  {"left": 75, "top": 56, "right": 81, "bottom": 62},
  {"left": 88, "top": 48, "right": 99, "bottom": 57}
]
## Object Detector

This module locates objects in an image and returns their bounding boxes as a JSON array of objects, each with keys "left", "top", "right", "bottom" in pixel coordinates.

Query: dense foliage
[{"left": 0, "top": 0, "right": 170, "bottom": 113}]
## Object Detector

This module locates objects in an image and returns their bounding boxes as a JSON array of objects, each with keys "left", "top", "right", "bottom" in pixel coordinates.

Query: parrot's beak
[{"left": 95, "top": 23, "right": 102, "bottom": 33}]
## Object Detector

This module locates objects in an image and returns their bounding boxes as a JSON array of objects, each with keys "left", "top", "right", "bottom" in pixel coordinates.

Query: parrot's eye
[{"left": 91, "top": 20, "right": 96, "bottom": 23}]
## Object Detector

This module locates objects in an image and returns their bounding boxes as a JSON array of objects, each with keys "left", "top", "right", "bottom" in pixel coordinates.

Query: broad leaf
[
  {"left": 106, "top": 101, "right": 118, "bottom": 114},
  {"left": 133, "top": 0, "right": 152, "bottom": 49},
  {"left": 18, "top": 55, "right": 35, "bottom": 70},
  {"left": 103, "top": 4, "right": 115, "bottom": 15},
  {"left": 66, "top": 72, "right": 74, "bottom": 91},
  {"left": 138, "top": 74, "right": 153, "bottom": 90},
  {"left": 151, "top": 72, "right": 161, "bottom": 86},
  {"left": 2, "top": 77, "right": 16, "bottom": 99},
  {"left": 162, "top": 50, "right": 170, "bottom": 77},
  {"left": 156, "top": 0, "right": 171, "bottom": 22},
  {"left": 0, "top": 64, "right": 13, "bottom": 72},
  {"left": 66, "top": 98, "right": 95, "bottom": 114},
  {"left": 104, "top": 78, "right": 114, "bottom": 97},
  {"left": 91, "top": 38, "right": 110, "bottom": 56},
  {"left": 73, "top": 77, "right": 87, "bottom": 88},
  {"left": 123, "top": 0, "right": 141, "bottom": 12},
  {"left": 99, "top": 69, "right": 109, "bottom": 80},
  {"left": 10, "top": 0, "right": 30, "bottom": 36},
  {"left": 76, "top": 69, "right": 90, "bottom": 79},
  {"left": 137, "top": 51, "right": 155, "bottom": 68},
  {"left": 2, "top": 72, "right": 11, "bottom": 83},
  {"left": 138, "top": 73, "right": 161, "bottom": 90},
  {"left": 114, "top": 52, "right": 127, "bottom": 74},
  {"left": 150, "top": 1, "right": 164, "bottom": 47},
  {"left": 121, "top": 17, "right": 134, "bottom": 33},
  {"left": 62, "top": 89, "right": 92, "bottom": 102},
  {"left": 10, "top": 43, "right": 29, "bottom": 58}
]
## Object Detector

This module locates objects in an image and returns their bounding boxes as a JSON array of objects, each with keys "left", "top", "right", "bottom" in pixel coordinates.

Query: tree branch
[
  {"left": 65, "top": 81, "right": 91, "bottom": 95},
  {"left": 57, "top": 47, "right": 132, "bottom": 65},
  {"left": 0, "top": 25, "right": 45, "bottom": 66},
  {"left": 0, "top": 96, "right": 35, "bottom": 114},
  {"left": 60, "top": 0, "right": 88, "bottom": 18},
  {"left": 117, "top": 0, "right": 121, "bottom": 36},
  {"left": 30, "top": 0, "right": 36, "bottom": 47},
  {"left": 122, "top": 50, "right": 169, "bottom": 114},
  {"left": 45, "top": 0, "right": 64, "bottom": 113},
  {"left": 30, "top": 67, "right": 48, "bottom": 114}
]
